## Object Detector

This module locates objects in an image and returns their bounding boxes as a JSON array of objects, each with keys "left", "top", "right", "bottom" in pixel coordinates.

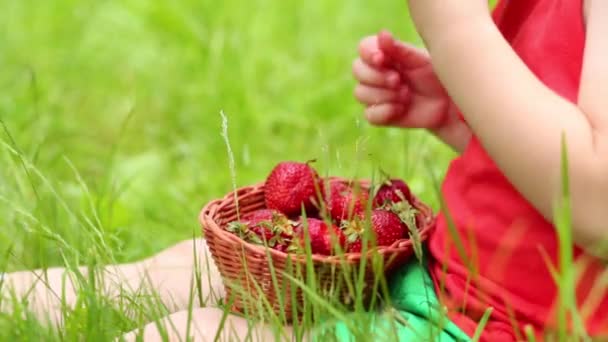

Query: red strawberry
[
  {"left": 226, "top": 209, "right": 294, "bottom": 249},
  {"left": 345, "top": 209, "right": 406, "bottom": 253},
  {"left": 325, "top": 181, "right": 369, "bottom": 222},
  {"left": 274, "top": 244, "right": 289, "bottom": 253},
  {"left": 293, "top": 218, "right": 346, "bottom": 255},
  {"left": 372, "top": 178, "right": 412, "bottom": 209},
  {"left": 243, "top": 209, "right": 293, "bottom": 238},
  {"left": 347, "top": 239, "right": 363, "bottom": 254},
  {"left": 372, "top": 178, "right": 421, "bottom": 230},
  {"left": 264, "top": 161, "right": 323, "bottom": 217}
]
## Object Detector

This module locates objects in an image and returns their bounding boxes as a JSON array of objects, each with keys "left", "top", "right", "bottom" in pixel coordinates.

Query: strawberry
[
  {"left": 347, "top": 239, "right": 363, "bottom": 254},
  {"left": 324, "top": 181, "right": 369, "bottom": 222},
  {"left": 372, "top": 178, "right": 412, "bottom": 209},
  {"left": 274, "top": 244, "right": 289, "bottom": 253},
  {"left": 292, "top": 218, "right": 346, "bottom": 255},
  {"left": 226, "top": 209, "right": 294, "bottom": 249},
  {"left": 345, "top": 209, "right": 407, "bottom": 253},
  {"left": 372, "top": 178, "right": 422, "bottom": 230},
  {"left": 244, "top": 209, "right": 294, "bottom": 238},
  {"left": 264, "top": 161, "right": 323, "bottom": 217}
]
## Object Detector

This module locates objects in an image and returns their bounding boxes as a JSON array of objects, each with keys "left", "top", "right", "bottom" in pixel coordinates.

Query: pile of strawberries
[{"left": 226, "top": 161, "right": 419, "bottom": 256}]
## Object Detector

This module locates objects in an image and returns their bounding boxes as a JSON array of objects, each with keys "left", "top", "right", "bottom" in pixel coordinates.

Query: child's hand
[
  {"left": 353, "top": 30, "right": 452, "bottom": 130},
  {"left": 353, "top": 30, "right": 472, "bottom": 152}
]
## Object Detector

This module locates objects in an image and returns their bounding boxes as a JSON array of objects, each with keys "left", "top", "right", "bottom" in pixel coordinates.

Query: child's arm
[{"left": 406, "top": 0, "right": 608, "bottom": 255}]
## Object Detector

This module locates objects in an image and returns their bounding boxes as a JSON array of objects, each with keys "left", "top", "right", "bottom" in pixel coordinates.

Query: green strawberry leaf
[
  {"left": 249, "top": 234, "right": 263, "bottom": 245},
  {"left": 391, "top": 200, "right": 422, "bottom": 261}
]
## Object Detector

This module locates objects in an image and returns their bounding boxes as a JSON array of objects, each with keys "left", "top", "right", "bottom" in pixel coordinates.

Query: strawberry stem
[{"left": 389, "top": 201, "right": 422, "bottom": 261}]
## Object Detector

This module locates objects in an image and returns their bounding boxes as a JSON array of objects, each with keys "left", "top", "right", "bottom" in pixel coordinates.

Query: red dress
[{"left": 428, "top": 0, "right": 608, "bottom": 340}]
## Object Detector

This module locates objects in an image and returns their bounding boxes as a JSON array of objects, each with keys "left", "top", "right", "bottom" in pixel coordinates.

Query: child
[
  {"left": 2, "top": 0, "right": 606, "bottom": 340},
  {"left": 353, "top": 0, "right": 608, "bottom": 340}
]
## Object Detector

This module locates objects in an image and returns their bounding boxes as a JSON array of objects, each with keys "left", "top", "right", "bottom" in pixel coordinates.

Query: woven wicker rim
[{"left": 199, "top": 178, "right": 435, "bottom": 264}]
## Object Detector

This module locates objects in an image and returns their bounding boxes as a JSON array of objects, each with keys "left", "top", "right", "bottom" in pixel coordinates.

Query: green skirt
[{"left": 311, "top": 252, "right": 471, "bottom": 341}]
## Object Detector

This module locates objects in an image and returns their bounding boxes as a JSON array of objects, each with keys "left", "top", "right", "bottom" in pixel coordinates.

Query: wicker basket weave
[{"left": 199, "top": 178, "right": 435, "bottom": 322}]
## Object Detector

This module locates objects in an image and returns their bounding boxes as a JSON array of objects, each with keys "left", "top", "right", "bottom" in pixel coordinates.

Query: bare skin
[
  {"left": 1, "top": 239, "right": 295, "bottom": 341},
  {"left": 355, "top": 0, "right": 607, "bottom": 258},
  {"left": 402, "top": 0, "right": 607, "bottom": 256},
  {"left": 352, "top": 31, "right": 472, "bottom": 153}
]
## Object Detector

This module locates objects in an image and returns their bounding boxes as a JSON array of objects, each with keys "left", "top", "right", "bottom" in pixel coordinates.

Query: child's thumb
[
  {"left": 377, "top": 30, "right": 398, "bottom": 59},
  {"left": 377, "top": 30, "right": 428, "bottom": 69}
]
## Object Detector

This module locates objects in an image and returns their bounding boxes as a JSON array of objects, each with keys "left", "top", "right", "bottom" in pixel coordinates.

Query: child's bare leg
[
  {"left": 0, "top": 238, "right": 224, "bottom": 325},
  {"left": 134, "top": 238, "right": 225, "bottom": 310},
  {"left": 122, "top": 307, "right": 295, "bottom": 342}
]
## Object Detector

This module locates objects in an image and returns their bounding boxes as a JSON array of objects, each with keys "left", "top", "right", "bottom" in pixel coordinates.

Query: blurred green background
[{"left": 0, "top": 0, "right": 455, "bottom": 271}]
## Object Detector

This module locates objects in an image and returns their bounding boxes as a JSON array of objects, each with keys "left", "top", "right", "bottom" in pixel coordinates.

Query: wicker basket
[{"left": 199, "top": 178, "right": 435, "bottom": 322}]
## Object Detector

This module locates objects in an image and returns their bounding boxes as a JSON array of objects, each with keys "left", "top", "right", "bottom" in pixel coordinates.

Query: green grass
[
  {"left": 0, "top": 0, "right": 454, "bottom": 340},
  {"left": 0, "top": 0, "right": 596, "bottom": 341},
  {"left": 0, "top": 0, "right": 453, "bottom": 267}
]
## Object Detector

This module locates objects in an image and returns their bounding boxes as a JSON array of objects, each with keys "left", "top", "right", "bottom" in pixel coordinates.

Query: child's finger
[
  {"left": 377, "top": 30, "right": 397, "bottom": 54},
  {"left": 354, "top": 84, "right": 409, "bottom": 106},
  {"left": 358, "top": 36, "right": 385, "bottom": 67},
  {"left": 364, "top": 103, "right": 406, "bottom": 126},
  {"left": 378, "top": 30, "right": 429, "bottom": 69},
  {"left": 352, "top": 58, "right": 400, "bottom": 88}
]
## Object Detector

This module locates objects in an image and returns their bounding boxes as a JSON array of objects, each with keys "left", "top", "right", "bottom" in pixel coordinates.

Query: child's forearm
[{"left": 423, "top": 12, "right": 608, "bottom": 253}]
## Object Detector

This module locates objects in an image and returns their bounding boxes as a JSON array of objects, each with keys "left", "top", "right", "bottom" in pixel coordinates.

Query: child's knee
[
  {"left": 130, "top": 238, "right": 224, "bottom": 309},
  {"left": 143, "top": 238, "right": 211, "bottom": 269}
]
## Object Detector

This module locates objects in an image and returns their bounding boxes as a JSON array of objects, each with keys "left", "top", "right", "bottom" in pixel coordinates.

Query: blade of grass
[
  {"left": 220, "top": 110, "right": 240, "bottom": 221},
  {"left": 472, "top": 307, "right": 493, "bottom": 342},
  {"left": 524, "top": 325, "right": 537, "bottom": 342},
  {"left": 553, "top": 134, "right": 588, "bottom": 340},
  {"left": 281, "top": 272, "right": 355, "bottom": 333}
]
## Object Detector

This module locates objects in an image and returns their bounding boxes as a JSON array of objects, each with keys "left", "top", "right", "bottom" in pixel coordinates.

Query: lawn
[
  {"left": 3, "top": 0, "right": 577, "bottom": 341},
  {"left": 0, "top": 0, "right": 457, "bottom": 339},
  {"left": 0, "top": 0, "right": 455, "bottom": 266}
]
